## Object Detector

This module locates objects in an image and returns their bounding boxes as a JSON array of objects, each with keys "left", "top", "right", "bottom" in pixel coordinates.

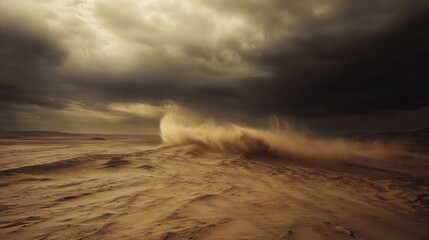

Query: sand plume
[{"left": 160, "top": 111, "right": 411, "bottom": 161}]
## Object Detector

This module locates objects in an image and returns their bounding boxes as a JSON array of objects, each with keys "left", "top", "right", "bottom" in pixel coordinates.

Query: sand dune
[{"left": 0, "top": 136, "right": 428, "bottom": 240}]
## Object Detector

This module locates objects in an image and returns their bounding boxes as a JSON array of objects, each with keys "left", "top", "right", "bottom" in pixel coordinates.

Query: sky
[{"left": 0, "top": 0, "right": 428, "bottom": 134}]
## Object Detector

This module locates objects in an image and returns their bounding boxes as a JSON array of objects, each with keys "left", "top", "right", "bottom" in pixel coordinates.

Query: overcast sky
[{"left": 1, "top": 0, "right": 428, "bottom": 134}]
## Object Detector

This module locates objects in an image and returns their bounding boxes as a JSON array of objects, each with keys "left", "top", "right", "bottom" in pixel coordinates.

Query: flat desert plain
[{"left": 0, "top": 135, "right": 428, "bottom": 240}]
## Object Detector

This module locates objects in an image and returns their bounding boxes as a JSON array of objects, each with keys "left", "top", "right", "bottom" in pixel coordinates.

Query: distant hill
[
  {"left": 342, "top": 127, "right": 429, "bottom": 144},
  {"left": 0, "top": 131, "right": 77, "bottom": 138},
  {"left": 0, "top": 131, "right": 160, "bottom": 140},
  {"left": 89, "top": 137, "right": 107, "bottom": 141}
]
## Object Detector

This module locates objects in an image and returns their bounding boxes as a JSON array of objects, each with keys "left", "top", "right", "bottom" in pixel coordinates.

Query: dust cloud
[{"left": 160, "top": 111, "right": 412, "bottom": 162}]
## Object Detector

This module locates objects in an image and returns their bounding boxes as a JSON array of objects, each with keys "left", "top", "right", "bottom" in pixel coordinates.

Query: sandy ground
[{"left": 0, "top": 136, "right": 428, "bottom": 240}]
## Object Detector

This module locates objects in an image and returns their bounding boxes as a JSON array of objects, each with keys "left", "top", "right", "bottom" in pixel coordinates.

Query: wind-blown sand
[{"left": 0, "top": 136, "right": 428, "bottom": 240}]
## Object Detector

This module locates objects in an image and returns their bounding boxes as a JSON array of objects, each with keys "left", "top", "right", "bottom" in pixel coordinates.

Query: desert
[
  {"left": 0, "top": 129, "right": 428, "bottom": 240},
  {"left": 1, "top": 0, "right": 428, "bottom": 239}
]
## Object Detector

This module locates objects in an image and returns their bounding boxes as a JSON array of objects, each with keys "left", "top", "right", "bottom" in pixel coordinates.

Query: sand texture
[{"left": 0, "top": 136, "right": 428, "bottom": 240}]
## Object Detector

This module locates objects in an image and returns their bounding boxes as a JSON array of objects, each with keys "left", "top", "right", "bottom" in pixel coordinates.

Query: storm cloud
[{"left": 0, "top": 0, "right": 428, "bottom": 133}]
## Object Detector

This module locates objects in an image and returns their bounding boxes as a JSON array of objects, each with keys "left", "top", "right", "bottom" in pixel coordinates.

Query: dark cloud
[
  {"left": 0, "top": 0, "right": 428, "bottom": 133},
  {"left": 238, "top": 7, "right": 429, "bottom": 117},
  {"left": 0, "top": 22, "right": 68, "bottom": 109}
]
